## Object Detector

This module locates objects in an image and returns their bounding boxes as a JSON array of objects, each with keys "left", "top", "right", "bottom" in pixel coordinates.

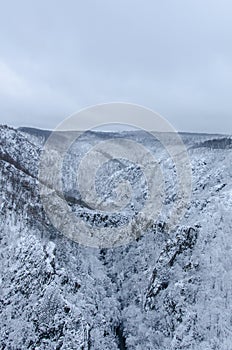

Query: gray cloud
[{"left": 0, "top": 0, "right": 232, "bottom": 133}]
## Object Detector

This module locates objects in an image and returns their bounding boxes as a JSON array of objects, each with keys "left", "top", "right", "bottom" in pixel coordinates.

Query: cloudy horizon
[{"left": 0, "top": 0, "right": 232, "bottom": 134}]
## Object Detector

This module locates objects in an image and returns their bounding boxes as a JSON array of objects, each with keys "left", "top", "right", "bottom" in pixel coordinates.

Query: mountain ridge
[{"left": 1, "top": 124, "right": 232, "bottom": 349}]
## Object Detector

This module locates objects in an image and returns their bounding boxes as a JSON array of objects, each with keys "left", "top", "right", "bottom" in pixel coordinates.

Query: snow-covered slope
[{"left": 1, "top": 124, "right": 232, "bottom": 349}]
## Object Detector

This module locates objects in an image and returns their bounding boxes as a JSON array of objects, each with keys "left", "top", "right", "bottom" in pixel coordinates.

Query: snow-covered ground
[{"left": 1, "top": 124, "right": 232, "bottom": 349}]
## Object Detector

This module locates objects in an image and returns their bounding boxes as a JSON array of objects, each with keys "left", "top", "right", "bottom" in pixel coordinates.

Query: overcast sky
[{"left": 0, "top": 0, "right": 232, "bottom": 133}]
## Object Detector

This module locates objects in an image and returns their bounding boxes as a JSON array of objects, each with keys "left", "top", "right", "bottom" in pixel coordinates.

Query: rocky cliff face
[{"left": 1, "top": 125, "right": 232, "bottom": 349}]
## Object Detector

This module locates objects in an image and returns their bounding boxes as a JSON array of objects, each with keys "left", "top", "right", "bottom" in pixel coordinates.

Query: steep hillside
[{"left": 1, "top": 125, "right": 232, "bottom": 349}]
